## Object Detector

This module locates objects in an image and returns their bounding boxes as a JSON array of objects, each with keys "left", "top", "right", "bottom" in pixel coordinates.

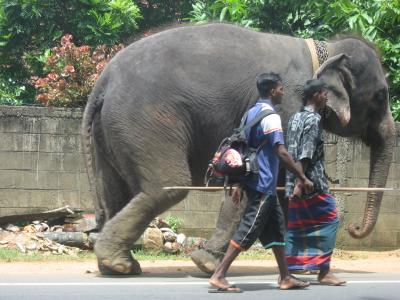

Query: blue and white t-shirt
[{"left": 242, "top": 99, "right": 284, "bottom": 195}]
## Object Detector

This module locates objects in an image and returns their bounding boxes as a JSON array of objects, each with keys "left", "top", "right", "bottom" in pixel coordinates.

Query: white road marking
[{"left": 0, "top": 280, "right": 399, "bottom": 286}]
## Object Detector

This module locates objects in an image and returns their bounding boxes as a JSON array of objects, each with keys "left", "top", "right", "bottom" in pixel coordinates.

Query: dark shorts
[{"left": 231, "top": 187, "right": 285, "bottom": 250}]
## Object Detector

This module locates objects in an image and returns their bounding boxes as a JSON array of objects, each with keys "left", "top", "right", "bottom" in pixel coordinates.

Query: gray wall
[
  {"left": 0, "top": 106, "right": 399, "bottom": 250},
  {"left": 0, "top": 106, "right": 91, "bottom": 215}
]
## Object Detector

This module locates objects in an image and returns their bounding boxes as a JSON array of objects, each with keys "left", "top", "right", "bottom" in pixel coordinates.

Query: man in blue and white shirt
[{"left": 209, "top": 73, "right": 314, "bottom": 293}]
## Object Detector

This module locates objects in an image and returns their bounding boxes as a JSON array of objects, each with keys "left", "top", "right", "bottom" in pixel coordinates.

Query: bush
[
  {"left": 189, "top": 0, "right": 265, "bottom": 28},
  {"left": 31, "top": 35, "right": 123, "bottom": 107},
  {"left": 0, "top": 0, "right": 141, "bottom": 106},
  {"left": 164, "top": 216, "right": 183, "bottom": 233},
  {"left": 137, "top": 0, "right": 194, "bottom": 29},
  {"left": 0, "top": 77, "right": 27, "bottom": 105}
]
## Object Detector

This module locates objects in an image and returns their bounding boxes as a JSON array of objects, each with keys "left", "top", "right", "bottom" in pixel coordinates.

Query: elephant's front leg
[{"left": 190, "top": 190, "right": 248, "bottom": 274}]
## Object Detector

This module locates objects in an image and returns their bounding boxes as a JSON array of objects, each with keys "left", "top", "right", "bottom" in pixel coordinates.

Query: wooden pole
[{"left": 163, "top": 186, "right": 398, "bottom": 192}]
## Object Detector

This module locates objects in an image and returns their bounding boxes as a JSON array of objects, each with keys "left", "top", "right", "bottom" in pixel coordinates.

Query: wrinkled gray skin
[{"left": 82, "top": 23, "right": 395, "bottom": 275}]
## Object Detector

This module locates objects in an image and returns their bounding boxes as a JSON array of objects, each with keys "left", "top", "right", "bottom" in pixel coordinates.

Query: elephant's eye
[{"left": 375, "top": 89, "right": 387, "bottom": 104}]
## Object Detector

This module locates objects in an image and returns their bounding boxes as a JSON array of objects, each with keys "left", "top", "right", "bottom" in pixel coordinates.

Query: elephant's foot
[
  {"left": 190, "top": 249, "right": 223, "bottom": 275},
  {"left": 95, "top": 240, "right": 142, "bottom": 275},
  {"left": 97, "top": 254, "right": 142, "bottom": 276}
]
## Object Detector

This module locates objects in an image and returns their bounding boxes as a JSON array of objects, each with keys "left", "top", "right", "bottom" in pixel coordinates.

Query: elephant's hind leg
[
  {"left": 94, "top": 118, "right": 191, "bottom": 275},
  {"left": 191, "top": 191, "right": 248, "bottom": 274},
  {"left": 93, "top": 144, "right": 134, "bottom": 231},
  {"left": 95, "top": 189, "right": 188, "bottom": 275}
]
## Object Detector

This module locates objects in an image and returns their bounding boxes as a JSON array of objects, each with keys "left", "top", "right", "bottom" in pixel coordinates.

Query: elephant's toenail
[
  {"left": 102, "top": 259, "right": 112, "bottom": 267},
  {"left": 114, "top": 264, "right": 130, "bottom": 274}
]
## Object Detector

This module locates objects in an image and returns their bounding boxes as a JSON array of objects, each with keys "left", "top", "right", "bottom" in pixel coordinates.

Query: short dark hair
[
  {"left": 256, "top": 72, "right": 282, "bottom": 98},
  {"left": 302, "top": 79, "right": 327, "bottom": 105}
]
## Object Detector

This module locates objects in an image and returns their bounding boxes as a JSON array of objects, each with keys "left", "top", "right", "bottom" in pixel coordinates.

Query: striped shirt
[{"left": 285, "top": 106, "right": 329, "bottom": 198}]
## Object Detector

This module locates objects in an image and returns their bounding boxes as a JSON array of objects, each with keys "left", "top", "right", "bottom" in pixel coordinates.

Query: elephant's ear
[{"left": 314, "top": 53, "right": 354, "bottom": 127}]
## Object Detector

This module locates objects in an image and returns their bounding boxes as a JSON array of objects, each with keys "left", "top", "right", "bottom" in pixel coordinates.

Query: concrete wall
[
  {"left": 0, "top": 106, "right": 399, "bottom": 250},
  {"left": 0, "top": 106, "right": 91, "bottom": 216}
]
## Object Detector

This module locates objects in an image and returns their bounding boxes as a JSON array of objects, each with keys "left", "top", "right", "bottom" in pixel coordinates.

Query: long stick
[{"left": 163, "top": 186, "right": 398, "bottom": 192}]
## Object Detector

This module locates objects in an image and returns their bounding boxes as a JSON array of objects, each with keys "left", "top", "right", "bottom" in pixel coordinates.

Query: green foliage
[
  {"left": 211, "top": 0, "right": 264, "bottom": 27},
  {"left": 136, "top": 0, "right": 194, "bottom": 29},
  {"left": 0, "top": 0, "right": 141, "bottom": 106},
  {"left": 0, "top": 0, "right": 141, "bottom": 49},
  {"left": 189, "top": 0, "right": 265, "bottom": 28},
  {"left": 31, "top": 34, "right": 123, "bottom": 107},
  {"left": 0, "top": 77, "right": 27, "bottom": 105},
  {"left": 188, "top": 1, "right": 211, "bottom": 23},
  {"left": 391, "top": 96, "right": 400, "bottom": 122},
  {"left": 164, "top": 216, "right": 183, "bottom": 233},
  {"left": 189, "top": 0, "right": 311, "bottom": 31}
]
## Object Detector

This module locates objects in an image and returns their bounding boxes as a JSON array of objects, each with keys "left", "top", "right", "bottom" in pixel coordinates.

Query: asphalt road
[{"left": 0, "top": 271, "right": 399, "bottom": 300}]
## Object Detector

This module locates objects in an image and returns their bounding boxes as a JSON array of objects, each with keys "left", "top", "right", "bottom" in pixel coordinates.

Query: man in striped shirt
[{"left": 284, "top": 79, "right": 346, "bottom": 286}]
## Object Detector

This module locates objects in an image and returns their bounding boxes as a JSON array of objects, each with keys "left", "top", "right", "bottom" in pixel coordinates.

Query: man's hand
[
  {"left": 231, "top": 186, "right": 242, "bottom": 208},
  {"left": 275, "top": 144, "right": 314, "bottom": 195},
  {"left": 302, "top": 178, "right": 313, "bottom": 194},
  {"left": 292, "top": 181, "right": 302, "bottom": 199}
]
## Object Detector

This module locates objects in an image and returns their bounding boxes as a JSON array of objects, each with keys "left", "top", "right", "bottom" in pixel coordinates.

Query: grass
[
  {"left": 0, "top": 248, "right": 193, "bottom": 262},
  {"left": 0, "top": 248, "right": 96, "bottom": 262}
]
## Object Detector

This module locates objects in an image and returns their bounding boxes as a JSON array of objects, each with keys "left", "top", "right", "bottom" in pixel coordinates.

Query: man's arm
[
  {"left": 296, "top": 158, "right": 310, "bottom": 175},
  {"left": 292, "top": 115, "right": 320, "bottom": 196},
  {"left": 293, "top": 159, "right": 311, "bottom": 198},
  {"left": 275, "top": 144, "right": 313, "bottom": 193}
]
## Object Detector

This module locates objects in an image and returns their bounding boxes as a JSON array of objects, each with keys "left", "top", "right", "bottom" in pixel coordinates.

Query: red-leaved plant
[{"left": 31, "top": 34, "right": 123, "bottom": 107}]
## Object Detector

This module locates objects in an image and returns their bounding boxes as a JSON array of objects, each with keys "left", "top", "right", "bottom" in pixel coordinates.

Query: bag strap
[{"left": 236, "top": 108, "right": 276, "bottom": 133}]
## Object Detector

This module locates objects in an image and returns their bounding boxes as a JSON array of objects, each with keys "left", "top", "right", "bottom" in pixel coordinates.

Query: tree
[
  {"left": 136, "top": 0, "right": 195, "bottom": 29},
  {"left": 0, "top": 0, "right": 141, "bottom": 105}
]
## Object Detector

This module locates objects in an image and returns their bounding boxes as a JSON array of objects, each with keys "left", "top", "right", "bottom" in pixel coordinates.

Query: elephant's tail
[{"left": 81, "top": 81, "right": 105, "bottom": 220}]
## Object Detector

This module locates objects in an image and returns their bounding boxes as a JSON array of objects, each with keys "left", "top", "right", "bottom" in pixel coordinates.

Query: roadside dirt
[{"left": 1, "top": 250, "right": 399, "bottom": 275}]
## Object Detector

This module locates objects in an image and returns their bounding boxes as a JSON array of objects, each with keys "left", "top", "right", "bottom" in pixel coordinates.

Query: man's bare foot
[
  {"left": 209, "top": 276, "right": 241, "bottom": 292},
  {"left": 318, "top": 271, "right": 346, "bottom": 286},
  {"left": 279, "top": 275, "right": 310, "bottom": 290}
]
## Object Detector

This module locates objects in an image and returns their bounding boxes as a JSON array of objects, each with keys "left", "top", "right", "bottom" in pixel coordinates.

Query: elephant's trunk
[{"left": 348, "top": 113, "right": 395, "bottom": 238}]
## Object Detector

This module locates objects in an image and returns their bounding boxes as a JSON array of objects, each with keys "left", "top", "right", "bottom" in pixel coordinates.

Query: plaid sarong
[{"left": 285, "top": 193, "right": 338, "bottom": 271}]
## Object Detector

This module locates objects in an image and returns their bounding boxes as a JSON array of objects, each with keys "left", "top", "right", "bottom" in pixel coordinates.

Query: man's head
[
  {"left": 302, "top": 79, "right": 328, "bottom": 110},
  {"left": 256, "top": 72, "right": 284, "bottom": 105}
]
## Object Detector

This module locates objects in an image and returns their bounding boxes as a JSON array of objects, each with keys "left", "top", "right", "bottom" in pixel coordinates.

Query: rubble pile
[
  {"left": 0, "top": 223, "right": 81, "bottom": 256},
  {"left": 0, "top": 208, "right": 207, "bottom": 256},
  {"left": 0, "top": 207, "right": 96, "bottom": 255},
  {"left": 141, "top": 217, "right": 207, "bottom": 254}
]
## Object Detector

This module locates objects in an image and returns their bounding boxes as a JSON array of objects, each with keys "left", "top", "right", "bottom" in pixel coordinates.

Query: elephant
[{"left": 82, "top": 23, "right": 395, "bottom": 275}]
